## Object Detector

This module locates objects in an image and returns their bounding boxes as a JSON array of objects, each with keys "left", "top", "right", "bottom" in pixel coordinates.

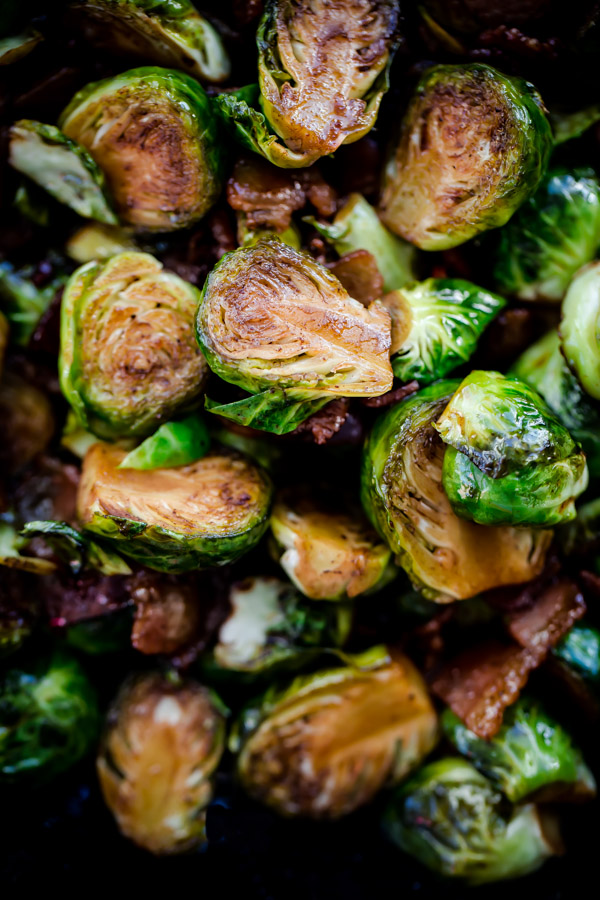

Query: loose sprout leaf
[
  {"left": 553, "top": 624, "right": 600, "bottom": 687},
  {"left": 66, "top": 222, "right": 139, "bottom": 264},
  {"left": 0, "top": 31, "right": 42, "bottom": 65},
  {"left": 379, "top": 63, "right": 553, "bottom": 250},
  {"left": 494, "top": 168, "right": 600, "bottom": 303},
  {"left": 204, "top": 391, "right": 329, "bottom": 436},
  {"left": 9, "top": 120, "right": 118, "bottom": 225},
  {"left": 305, "top": 193, "right": 417, "bottom": 293},
  {"left": 560, "top": 261, "right": 600, "bottom": 401},
  {"left": 550, "top": 105, "right": 600, "bottom": 145},
  {"left": 118, "top": 415, "right": 210, "bottom": 470},
  {"left": 68, "top": 0, "right": 231, "bottom": 83},
  {"left": 20, "top": 520, "right": 132, "bottom": 576},
  {"left": 383, "top": 279, "right": 506, "bottom": 384},
  {"left": 0, "top": 519, "right": 57, "bottom": 575},
  {"left": 0, "top": 260, "right": 67, "bottom": 346}
]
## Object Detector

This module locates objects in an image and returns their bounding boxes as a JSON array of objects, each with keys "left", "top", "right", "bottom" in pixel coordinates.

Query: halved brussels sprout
[
  {"left": 97, "top": 672, "right": 226, "bottom": 854},
  {"left": 232, "top": 647, "right": 438, "bottom": 818},
  {"left": 305, "top": 193, "right": 417, "bottom": 293},
  {"left": 494, "top": 168, "right": 600, "bottom": 303},
  {"left": 560, "top": 262, "right": 600, "bottom": 400},
  {"left": 59, "top": 252, "right": 207, "bottom": 440},
  {"left": 216, "top": 1, "right": 399, "bottom": 168},
  {"left": 59, "top": 67, "right": 224, "bottom": 231},
  {"left": 197, "top": 237, "right": 393, "bottom": 434},
  {"left": 9, "top": 120, "right": 118, "bottom": 225},
  {"left": 269, "top": 489, "right": 393, "bottom": 601},
  {"left": 442, "top": 697, "right": 595, "bottom": 803},
  {"left": 512, "top": 330, "right": 600, "bottom": 479},
  {"left": 361, "top": 381, "right": 551, "bottom": 602},
  {"left": 69, "top": 0, "right": 230, "bottom": 83},
  {"left": 379, "top": 64, "right": 552, "bottom": 250},
  {"left": 0, "top": 649, "right": 100, "bottom": 786},
  {"left": 383, "top": 279, "right": 505, "bottom": 384},
  {"left": 383, "top": 758, "right": 561, "bottom": 885},
  {"left": 77, "top": 442, "right": 273, "bottom": 572}
]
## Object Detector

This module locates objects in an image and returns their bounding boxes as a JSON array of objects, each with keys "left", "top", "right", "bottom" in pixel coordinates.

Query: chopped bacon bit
[
  {"left": 328, "top": 250, "right": 384, "bottom": 306},
  {"left": 362, "top": 381, "right": 419, "bottom": 408},
  {"left": 506, "top": 579, "right": 586, "bottom": 654},
  {"left": 227, "top": 157, "right": 306, "bottom": 232},
  {"left": 129, "top": 573, "right": 203, "bottom": 657},
  {"left": 43, "top": 572, "right": 131, "bottom": 625},
  {"left": 298, "top": 169, "right": 338, "bottom": 218},
  {"left": 291, "top": 398, "right": 350, "bottom": 445},
  {"left": 232, "top": 0, "right": 264, "bottom": 25},
  {"left": 432, "top": 640, "right": 541, "bottom": 739},
  {"left": 579, "top": 570, "right": 600, "bottom": 597}
]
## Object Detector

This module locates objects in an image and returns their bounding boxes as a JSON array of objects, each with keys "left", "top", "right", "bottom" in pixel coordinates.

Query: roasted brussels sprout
[
  {"left": 379, "top": 64, "right": 552, "bottom": 250},
  {"left": 20, "top": 520, "right": 132, "bottom": 576},
  {"left": 197, "top": 237, "right": 393, "bottom": 434},
  {"left": 512, "top": 330, "right": 600, "bottom": 479},
  {"left": 210, "top": 576, "right": 351, "bottom": 675},
  {"left": 118, "top": 414, "right": 210, "bottom": 470},
  {"left": 9, "top": 120, "right": 118, "bottom": 225},
  {"left": 269, "top": 489, "right": 393, "bottom": 601},
  {"left": 216, "top": 1, "right": 399, "bottom": 167},
  {"left": 442, "top": 698, "right": 595, "bottom": 803},
  {"left": 560, "top": 262, "right": 600, "bottom": 400},
  {"left": 97, "top": 672, "right": 226, "bottom": 854},
  {"left": 59, "top": 252, "right": 207, "bottom": 440},
  {"left": 66, "top": 222, "right": 138, "bottom": 264},
  {"left": 494, "top": 168, "right": 600, "bottom": 302},
  {"left": 77, "top": 442, "right": 273, "bottom": 572},
  {"left": 0, "top": 650, "right": 99, "bottom": 786},
  {"left": 383, "top": 279, "right": 505, "bottom": 384},
  {"left": 232, "top": 647, "right": 438, "bottom": 818},
  {"left": 361, "top": 381, "right": 551, "bottom": 602},
  {"left": 383, "top": 758, "right": 561, "bottom": 885},
  {"left": 59, "top": 67, "right": 224, "bottom": 231},
  {"left": 69, "top": 0, "right": 230, "bottom": 83},
  {"left": 306, "top": 193, "right": 417, "bottom": 293},
  {"left": 0, "top": 257, "right": 67, "bottom": 346},
  {"left": 0, "top": 373, "right": 55, "bottom": 474},
  {"left": 0, "top": 30, "right": 43, "bottom": 66}
]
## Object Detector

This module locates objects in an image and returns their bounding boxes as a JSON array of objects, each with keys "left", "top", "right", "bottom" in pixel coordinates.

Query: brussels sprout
[
  {"left": 97, "top": 672, "right": 226, "bottom": 854},
  {"left": 553, "top": 624, "right": 600, "bottom": 693},
  {"left": 383, "top": 758, "right": 561, "bottom": 885},
  {"left": 210, "top": 576, "right": 351, "bottom": 676},
  {"left": 512, "top": 331, "right": 600, "bottom": 479},
  {"left": 0, "top": 30, "right": 43, "bottom": 65},
  {"left": 59, "top": 252, "right": 208, "bottom": 440},
  {"left": 69, "top": 0, "right": 230, "bottom": 83},
  {"left": 379, "top": 64, "right": 552, "bottom": 250},
  {"left": 118, "top": 414, "right": 210, "bottom": 470},
  {"left": 0, "top": 650, "right": 100, "bottom": 786},
  {"left": 494, "top": 169, "right": 600, "bottom": 303},
  {"left": 197, "top": 237, "right": 393, "bottom": 434},
  {"left": 0, "top": 518, "right": 57, "bottom": 575},
  {"left": 77, "top": 442, "right": 273, "bottom": 572},
  {"left": 561, "top": 262, "right": 600, "bottom": 400},
  {"left": 383, "top": 279, "right": 505, "bottom": 384},
  {"left": 0, "top": 258, "right": 67, "bottom": 346},
  {"left": 59, "top": 67, "right": 224, "bottom": 232},
  {"left": 232, "top": 647, "right": 438, "bottom": 818},
  {"left": 0, "top": 373, "right": 55, "bottom": 474},
  {"left": 0, "top": 570, "right": 38, "bottom": 658},
  {"left": 216, "top": 1, "right": 399, "bottom": 168},
  {"left": 361, "top": 381, "right": 551, "bottom": 602},
  {"left": 550, "top": 105, "right": 600, "bottom": 146},
  {"left": 9, "top": 120, "right": 118, "bottom": 225},
  {"left": 20, "top": 521, "right": 132, "bottom": 576},
  {"left": 442, "top": 698, "right": 595, "bottom": 803},
  {"left": 236, "top": 213, "right": 302, "bottom": 252},
  {"left": 269, "top": 489, "right": 393, "bottom": 601},
  {"left": 66, "top": 223, "right": 138, "bottom": 264},
  {"left": 305, "top": 193, "right": 417, "bottom": 293}
]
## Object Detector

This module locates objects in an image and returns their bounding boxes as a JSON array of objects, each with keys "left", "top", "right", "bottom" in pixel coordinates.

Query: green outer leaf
[
  {"left": 9, "top": 120, "right": 118, "bottom": 224},
  {"left": 550, "top": 105, "right": 600, "bottom": 145},
  {"left": 0, "top": 519, "right": 57, "bottom": 575},
  {"left": 118, "top": 414, "right": 210, "bottom": 470},
  {"left": 0, "top": 31, "right": 42, "bottom": 65},
  {"left": 304, "top": 193, "right": 417, "bottom": 293},
  {"left": 205, "top": 391, "right": 329, "bottom": 436},
  {"left": 387, "top": 278, "right": 505, "bottom": 384},
  {"left": 560, "top": 261, "right": 600, "bottom": 401},
  {"left": 20, "top": 520, "right": 132, "bottom": 576},
  {"left": 435, "top": 370, "right": 577, "bottom": 478},
  {"left": 553, "top": 623, "right": 600, "bottom": 688},
  {"left": 0, "top": 260, "right": 67, "bottom": 346},
  {"left": 493, "top": 168, "right": 600, "bottom": 303},
  {"left": 441, "top": 699, "right": 595, "bottom": 803},
  {"left": 442, "top": 444, "right": 588, "bottom": 527}
]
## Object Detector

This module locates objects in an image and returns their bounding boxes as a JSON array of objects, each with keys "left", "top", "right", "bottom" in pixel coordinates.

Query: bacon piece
[
  {"left": 361, "top": 381, "right": 419, "bottom": 408},
  {"left": 506, "top": 579, "right": 586, "bottom": 654},
  {"left": 43, "top": 572, "right": 131, "bottom": 625},
  {"left": 328, "top": 250, "right": 384, "bottom": 306},
  {"left": 227, "top": 157, "right": 306, "bottom": 232},
  {"left": 129, "top": 572, "right": 203, "bottom": 657},
  {"left": 292, "top": 398, "right": 350, "bottom": 445},
  {"left": 432, "top": 640, "right": 541, "bottom": 739},
  {"left": 298, "top": 168, "right": 338, "bottom": 218}
]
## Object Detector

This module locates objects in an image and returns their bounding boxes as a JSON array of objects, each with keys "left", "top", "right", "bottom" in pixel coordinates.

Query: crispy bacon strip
[
  {"left": 129, "top": 572, "right": 203, "bottom": 656},
  {"left": 327, "top": 250, "right": 384, "bottom": 306},
  {"left": 506, "top": 579, "right": 586, "bottom": 654}
]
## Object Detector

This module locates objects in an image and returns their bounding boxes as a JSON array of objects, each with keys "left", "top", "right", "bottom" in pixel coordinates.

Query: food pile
[{"left": 1, "top": 1, "right": 599, "bottom": 887}]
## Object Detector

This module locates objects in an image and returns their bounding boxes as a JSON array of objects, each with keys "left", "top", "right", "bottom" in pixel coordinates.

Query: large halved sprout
[
  {"left": 560, "top": 262, "right": 600, "bottom": 401},
  {"left": 383, "top": 279, "right": 505, "bottom": 384},
  {"left": 97, "top": 672, "right": 226, "bottom": 854},
  {"left": 379, "top": 64, "right": 552, "bottom": 250},
  {"left": 68, "top": 0, "right": 230, "bottom": 83},
  {"left": 383, "top": 758, "right": 562, "bottom": 885},
  {"left": 197, "top": 237, "right": 393, "bottom": 434},
  {"left": 231, "top": 647, "right": 438, "bottom": 818},
  {"left": 59, "top": 67, "right": 224, "bottom": 231},
  {"left": 269, "top": 488, "right": 393, "bottom": 601},
  {"left": 216, "top": 1, "right": 399, "bottom": 168},
  {"left": 59, "top": 252, "right": 207, "bottom": 440},
  {"left": 77, "top": 442, "right": 273, "bottom": 572},
  {"left": 361, "top": 381, "right": 551, "bottom": 602}
]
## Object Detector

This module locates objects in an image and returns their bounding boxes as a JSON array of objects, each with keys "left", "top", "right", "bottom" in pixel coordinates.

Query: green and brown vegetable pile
[{"left": 1, "top": 0, "right": 600, "bottom": 886}]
